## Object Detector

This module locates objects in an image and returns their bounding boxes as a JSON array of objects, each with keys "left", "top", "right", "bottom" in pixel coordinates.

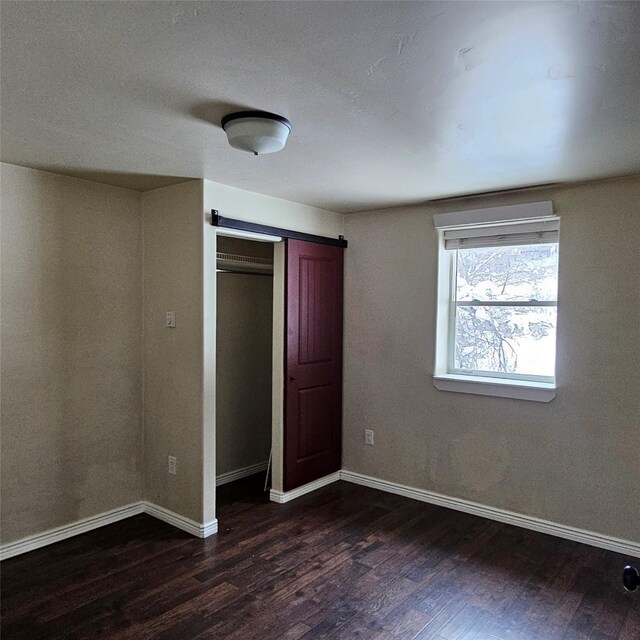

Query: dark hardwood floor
[{"left": 1, "top": 476, "right": 638, "bottom": 639}]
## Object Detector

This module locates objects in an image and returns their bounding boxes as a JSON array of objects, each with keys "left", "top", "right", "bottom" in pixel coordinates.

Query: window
[{"left": 433, "top": 202, "right": 560, "bottom": 402}]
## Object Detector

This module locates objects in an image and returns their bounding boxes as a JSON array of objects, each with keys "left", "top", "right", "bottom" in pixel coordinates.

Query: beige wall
[
  {"left": 0, "top": 163, "right": 142, "bottom": 543},
  {"left": 141, "top": 180, "right": 204, "bottom": 523},
  {"left": 216, "top": 240, "right": 273, "bottom": 475},
  {"left": 4, "top": 160, "right": 635, "bottom": 547},
  {"left": 343, "top": 176, "right": 640, "bottom": 542},
  {"left": 204, "top": 180, "right": 344, "bottom": 237},
  {"left": 142, "top": 179, "right": 342, "bottom": 524}
]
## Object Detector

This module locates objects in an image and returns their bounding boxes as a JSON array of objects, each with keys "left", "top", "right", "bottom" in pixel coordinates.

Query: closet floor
[{"left": 1, "top": 477, "right": 638, "bottom": 639}]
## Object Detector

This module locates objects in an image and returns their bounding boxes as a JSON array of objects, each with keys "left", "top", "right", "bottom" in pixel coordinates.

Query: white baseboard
[
  {"left": 216, "top": 460, "right": 269, "bottom": 486},
  {"left": 0, "top": 502, "right": 145, "bottom": 561},
  {"left": 269, "top": 471, "right": 341, "bottom": 504},
  {"left": 4, "top": 470, "right": 635, "bottom": 561},
  {"left": 1, "top": 501, "right": 218, "bottom": 560},
  {"left": 340, "top": 470, "right": 640, "bottom": 557},
  {"left": 142, "top": 502, "right": 218, "bottom": 538}
]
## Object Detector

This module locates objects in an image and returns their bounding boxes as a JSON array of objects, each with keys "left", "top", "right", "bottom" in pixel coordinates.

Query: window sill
[{"left": 433, "top": 374, "right": 556, "bottom": 402}]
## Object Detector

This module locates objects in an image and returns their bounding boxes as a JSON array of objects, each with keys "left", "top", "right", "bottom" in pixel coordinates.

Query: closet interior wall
[{"left": 216, "top": 237, "right": 273, "bottom": 479}]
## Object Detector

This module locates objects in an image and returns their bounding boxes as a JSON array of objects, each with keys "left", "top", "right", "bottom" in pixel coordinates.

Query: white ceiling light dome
[{"left": 221, "top": 111, "right": 292, "bottom": 155}]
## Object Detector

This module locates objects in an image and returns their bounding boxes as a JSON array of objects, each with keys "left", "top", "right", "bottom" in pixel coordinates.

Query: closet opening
[{"left": 216, "top": 235, "right": 275, "bottom": 504}]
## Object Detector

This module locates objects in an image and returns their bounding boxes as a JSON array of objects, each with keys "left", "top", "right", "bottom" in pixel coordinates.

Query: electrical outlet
[
  {"left": 364, "top": 429, "right": 374, "bottom": 445},
  {"left": 168, "top": 455, "right": 177, "bottom": 475},
  {"left": 165, "top": 311, "right": 176, "bottom": 328}
]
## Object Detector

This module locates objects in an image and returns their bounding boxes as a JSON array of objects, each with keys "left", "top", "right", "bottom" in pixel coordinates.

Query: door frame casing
[{"left": 270, "top": 241, "right": 287, "bottom": 494}]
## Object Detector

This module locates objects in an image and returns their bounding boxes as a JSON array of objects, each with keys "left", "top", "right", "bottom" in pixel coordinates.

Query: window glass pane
[
  {"left": 456, "top": 244, "right": 558, "bottom": 302},
  {"left": 454, "top": 305, "right": 557, "bottom": 377}
]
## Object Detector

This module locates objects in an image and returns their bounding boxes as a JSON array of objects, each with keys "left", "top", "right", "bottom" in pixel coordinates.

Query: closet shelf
[{"left": 216, "top": 252, "right": 273, "bottom": 274}]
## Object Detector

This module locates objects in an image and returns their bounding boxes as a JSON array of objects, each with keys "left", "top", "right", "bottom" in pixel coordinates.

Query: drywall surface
[
  {"left": 343, "top": 176, "right": 640, "bottom": 542},
  {"left": 142, "top": 180, "right": 204, "bottom": 523},
  {"left": 216, "top": 240, "right": 273, "bottom": 475},
  {"left": 204, "top": 179, "right": 344, "bottom": 238},
  {"left": 0, "top": 163, "right": 142, "bottom": 543},
  {"left": 4, "top": 2, "right": 640, "bottom": 212}
]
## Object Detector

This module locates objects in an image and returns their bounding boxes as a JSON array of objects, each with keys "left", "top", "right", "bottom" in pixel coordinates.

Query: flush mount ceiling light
[{"left": 221, "top": 111, "right": 292, "bottom": 155}]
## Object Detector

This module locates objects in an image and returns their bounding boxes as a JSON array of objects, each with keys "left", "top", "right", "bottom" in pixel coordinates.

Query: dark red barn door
[{"left": 284, "top": 239, "right": 343, "bottom": 491}]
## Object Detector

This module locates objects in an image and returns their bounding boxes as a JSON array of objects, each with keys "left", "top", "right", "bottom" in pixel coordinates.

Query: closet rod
[{"left": 216, "top": 269, "right": 273, "bottom": 277}]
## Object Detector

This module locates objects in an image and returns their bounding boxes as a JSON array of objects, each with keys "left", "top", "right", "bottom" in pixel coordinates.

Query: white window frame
[{"left": 433, "top": 202, "right": 559, "bottom": 402}]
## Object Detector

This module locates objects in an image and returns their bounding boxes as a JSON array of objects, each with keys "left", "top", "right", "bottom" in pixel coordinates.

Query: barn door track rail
[{"left": 211, "top": 210, "right": 347, "bottom": 248}]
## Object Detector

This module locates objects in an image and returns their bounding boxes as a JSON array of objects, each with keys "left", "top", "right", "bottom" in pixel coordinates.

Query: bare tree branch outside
[{"left": 454, "top": 243, "right": 558, "bottom": 377}]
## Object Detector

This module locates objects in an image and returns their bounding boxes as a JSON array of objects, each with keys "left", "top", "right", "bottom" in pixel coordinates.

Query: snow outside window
[{"left": 450, "top": 242, "right": 558, "bottom": 382}]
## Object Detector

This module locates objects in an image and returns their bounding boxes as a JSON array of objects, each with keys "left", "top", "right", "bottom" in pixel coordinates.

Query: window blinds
[{"left": 443, "top": 219, "right": 559, "bottom": 250}]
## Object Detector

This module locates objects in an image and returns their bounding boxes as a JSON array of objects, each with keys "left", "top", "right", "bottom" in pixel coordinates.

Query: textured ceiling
[{"left": 2, "top": 1, "right": 639, "bottom": 213}]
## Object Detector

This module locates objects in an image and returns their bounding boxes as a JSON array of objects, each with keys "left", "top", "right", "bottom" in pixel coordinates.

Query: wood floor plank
[
  {"left": 1, "top": 475, "right": 637, "bottom": 640},
  {"left": 619, "top": 596, "right": 640, "bottom": 640}
]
